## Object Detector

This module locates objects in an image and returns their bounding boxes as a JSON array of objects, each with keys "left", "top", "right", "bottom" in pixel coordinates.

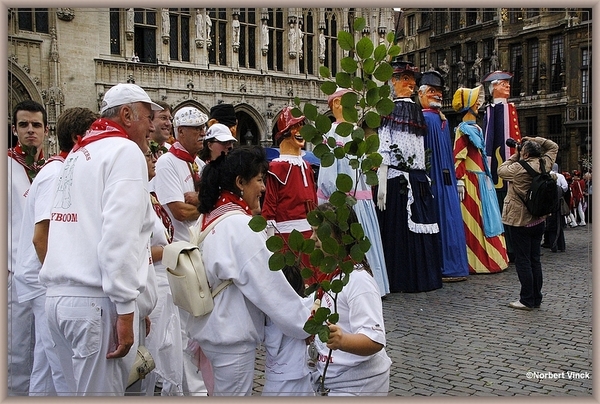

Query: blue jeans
[{"left": 508, "top": 222, "right": 545, "bottom": 308}]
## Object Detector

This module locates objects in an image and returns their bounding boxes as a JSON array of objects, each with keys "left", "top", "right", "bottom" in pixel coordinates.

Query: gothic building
[
  {"left": 395, "top": 8, "right": 592, "bottom": 172},
  {"left": 8, "top": 7, "right": 396, "bottom": 153}
]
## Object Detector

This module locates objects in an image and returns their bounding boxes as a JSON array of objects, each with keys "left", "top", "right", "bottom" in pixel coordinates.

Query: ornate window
[
  {"left": 110, "top": 8, "right": 120, "bottom": 55},
  {"left": 482, "top": 9, "right": 495, "bottom": 23},
  {"left": 267, "top": 9, "right": 285, "bottom": 72},
  {"left": 17, "top": 8, "right": 49, "bottom": 33},
  {"left": 238, "top": 9, "right": 257, "bottom": 69},
  {"left": 525, "top": 116, "right": 538, "bottom": 138},
  {"left": 322, "top": 9, "right": 338, "bottom": 76},
  {"left": 406, "top": 14, "right": 416, "bottom": 36},
  {"left": 419, "top": 51, "right": 427, "bottom": 73},
  {"left": 450, "top": 9, "right": 460, "bottom": 31},
  {"left": 550, "top": 35, "right": 564, "bottom": 93},
  {"left": 299, "top": 9, "right": 316, "bottom": 76},
  {"left": 133, "top": 8, "right": 157, "bottom": 63},
  {"left": 482, "top": 38, "right": 494, "bottom": 74},
  {"left": 169, "top": 8, "right": 191, "bottom": 62},
  {"left": 208, "top": 8, "right": 227, "bottom": 67},
  {"left": 434, "top": 10, "right": 447, "bottom": 35},
  {"left": 528, "top": 40, "right": 539, "bottom": 95},
  {"left": 466, "top": 9, "right": 477, "bottom": 26},
  {"left": 581, "top": 48, "right": 590, "bottom": 104},
  {"left": 510, "top": 43, "right": 523, "bottom": 96}
]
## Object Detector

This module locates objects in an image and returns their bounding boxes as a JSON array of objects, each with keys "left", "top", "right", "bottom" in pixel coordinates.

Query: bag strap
[
  {"left": 197, "top": 210, "right": 244, "bottom": 298},
  {"left": 517, "top": 159, "right": 539, "bottom": 177}
]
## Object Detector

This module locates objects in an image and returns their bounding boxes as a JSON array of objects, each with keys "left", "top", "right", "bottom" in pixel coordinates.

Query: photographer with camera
[{"left": 497, "top": 136, "right": 558, "bottom": 311}]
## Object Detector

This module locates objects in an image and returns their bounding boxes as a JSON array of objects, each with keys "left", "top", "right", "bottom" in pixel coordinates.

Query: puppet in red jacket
[{"left": 262, "top": 107, "right": 317, "bottom": 245}]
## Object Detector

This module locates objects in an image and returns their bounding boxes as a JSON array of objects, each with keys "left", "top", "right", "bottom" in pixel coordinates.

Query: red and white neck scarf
[
  {"left": 8, "top": 144, "right": 45, "bottom": 183},
  {"left": 45, "top": 150, "right": 69, "bottom": 164},
  {"left": 201, "top": 190, "right": 251, "bottom": 230},
  {"left": 71, "top": 118, "right": 129, "bottom": 152},
  {"left": 169, "top": 141, "right": 201, "bottom": 191},
  {"left": 150, "top": 191, "right": 174, "bottom": 244}
]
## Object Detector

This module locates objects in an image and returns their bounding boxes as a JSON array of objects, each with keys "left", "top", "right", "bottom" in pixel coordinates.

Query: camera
[{"left": 506, "top": 138, "right": 522, "bottom": 151}]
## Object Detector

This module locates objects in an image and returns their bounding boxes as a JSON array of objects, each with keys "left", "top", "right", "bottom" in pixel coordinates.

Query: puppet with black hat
[
  {"left": 481, "top": 70, "right": 522, "bottom": 262},
  {"left": 418, "top": 70, "right": 469, "bottom": 282},
  {"left": 374, "top": 58, "right": 442, "bottom": 293}
]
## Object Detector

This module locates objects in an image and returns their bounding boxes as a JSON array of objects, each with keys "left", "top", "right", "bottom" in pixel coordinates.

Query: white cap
[
  {"left": 100, "top": 83, "right": 162, "bottom": 114},
  {"left": 205, "top": 123, "right": 237, "bottom": 143},
  {"left": 173, "top": 107, "right": 208, "bottom": 129}
]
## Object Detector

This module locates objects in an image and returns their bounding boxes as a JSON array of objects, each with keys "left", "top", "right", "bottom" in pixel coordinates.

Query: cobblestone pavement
[{"left": 252, "top": 224, "right": 593, "bottom": 396}]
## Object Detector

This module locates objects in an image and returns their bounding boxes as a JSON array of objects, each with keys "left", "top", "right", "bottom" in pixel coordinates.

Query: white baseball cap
[
  {"left": 173, "top": 107, "right": 209, "bottom": 129},
  {"left": 100, "top": 83, "right": 163, "bottom": 114},
  {"left": 205, "top": 123, "right": 237, "bottom": 143}
]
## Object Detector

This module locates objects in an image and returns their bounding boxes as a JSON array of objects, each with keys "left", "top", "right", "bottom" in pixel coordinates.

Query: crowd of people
[{"left": 9, "top": 62, "right": 588, "bottom": 395}]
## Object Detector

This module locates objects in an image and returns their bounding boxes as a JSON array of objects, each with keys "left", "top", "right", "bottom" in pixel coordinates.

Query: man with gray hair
[
  {"left": 39, "top": 83, "right": 161, "bottom": 395},
  {"left": 151, "top": 105, "right": 209, "bottom": 395}
]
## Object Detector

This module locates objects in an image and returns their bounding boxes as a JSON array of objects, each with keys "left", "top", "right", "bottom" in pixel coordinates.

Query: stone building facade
[
  {"left": 8, "top": 7, "right": 396, "bottom": 153},
  {"left": 395, "top": 8, "right": 592, "bottom": 172}
]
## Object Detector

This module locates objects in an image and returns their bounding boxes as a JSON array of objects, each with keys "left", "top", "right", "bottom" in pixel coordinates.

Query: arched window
[
  {"left": 17, "top": 8, "right": 49, "bottom": 33},
  {"left": 238, "top": 9, "right": 257, "bottom": 69},
  {"left": 323, "top": 9, "right": 338, "bottom": 76},
  {"left": 169, "top": 8, "right": 191, "bottom": 62},
  {"left": 267, "top": 9, "right": 285, "bottom": 72},
  {"left": 299, "top": 9, "right": 316, "bottom": 75},
  {"left": 133, "top": 8, "right": 157, "bottom": 63}
]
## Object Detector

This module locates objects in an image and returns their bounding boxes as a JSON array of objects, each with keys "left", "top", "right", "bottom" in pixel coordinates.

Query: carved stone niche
[{"left": 57, "top": 8, "right": 75, "bottom": 21}]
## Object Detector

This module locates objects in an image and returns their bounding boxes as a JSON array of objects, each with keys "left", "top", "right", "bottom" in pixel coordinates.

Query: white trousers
[
  {"left": 262, "top": 374, "right": 315, "bottom": 396},
  {"left": 179, "top": 309, "right": 207, "bottom": 396},
  {"left": 30, "top": 294, "right": 76, "bottom": 395},
  {"left": 201, "top": 346, "right": 256, "bottom": 396},
  {"left": 45, "top": 296, "right": 138, "bottom": 396},
  {"left": 7, "top": 271, "right": 34, "bottom": 396}
]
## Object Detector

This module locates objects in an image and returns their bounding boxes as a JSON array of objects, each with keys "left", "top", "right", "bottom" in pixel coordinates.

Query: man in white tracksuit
[{"left": 39, "top": 83, "right": 160, "bottom": 395}]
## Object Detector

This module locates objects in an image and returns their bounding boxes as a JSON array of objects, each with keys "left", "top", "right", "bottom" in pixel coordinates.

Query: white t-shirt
[
  {"left": 14, "top": 159, "right": 63, "bottom": 302},
  {"left": 151, "top": 152, "right": 205, "bottom": 242},
  {"left": 8, "top": 156, "right": 32, "bottom": 273},
  {"left": 314, "top": 267, "right": 391, "bottom": 380}
]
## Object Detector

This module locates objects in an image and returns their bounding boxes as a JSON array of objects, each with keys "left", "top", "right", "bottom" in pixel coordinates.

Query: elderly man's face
[
  {"left": 492, "top": 80, "right": 510, "bottom": 99},
  {"left": 419, "top": 85, "right": 443, "bottom": 109}
]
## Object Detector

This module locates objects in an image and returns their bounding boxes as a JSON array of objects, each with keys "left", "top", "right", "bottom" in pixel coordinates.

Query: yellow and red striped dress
[{"left": 453, "top": 123, "right": 509, "bottom": 274}]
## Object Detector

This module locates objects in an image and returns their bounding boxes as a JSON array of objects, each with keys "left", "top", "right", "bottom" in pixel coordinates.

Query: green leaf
[
  {"left": 353, "top": 17, "right": 366, "bottom": 33},
  {"left": 359, "top": 238, "right": 372, "bottom": 254},
  {"left": 328, "top": 312, "right": 340, "bottom": 324},
  {"left": 331, "top": 279, "right": 344, "bottom": 293},
  {"left": 307, "top": 210, "right": 324, "bottom": 226},
  {"left": 301, "top": 266, "right": 314, "bottom": 280},
  {"left": 350, "top": 243, "right": 365, "bottom": 262},
  {"left": 377, "top": 98, "right": 396, "bottom": 116},
  {"left": 351, "top": 126, "right": 365, "bottom": 141},
  {"left": 320, "top": 152, "right": 335, "bottom": 168},
  {"left": 342, "top": 106, "right": 358, "bottom": 124},
  {"left": 303, "top": 103, "right": 318, "bottom": 121},
  {"left": 365, "top": 170, "right": 379, "bottom": 186},
  {"left": 368, "top": 151, "right": 383, "bottom": 166},
  {"left": 340, "top": 91, "right": 358, "bottom": 108},
  {"left": 373, "top": 62, "right": 394, "bottom": 82},
  {"left": 291, "top": 107, "right": 303, "bottom": 118},
  {"left": 322, "top": 238, "right": 339, "bottom": 256},
  {"left": 365, "top": 79, "right": 378, "bottom": 91},
  {"left": 248, "top": 215, "right": 267, "bottom": 232},
  {"left": 326, "top": 136, "right": 338, "bottom": 148},
  {"left": 341, "top": 57, "right": 358, "bottom": 74},
  {"left": 379, "top": 84, "right": 391, "bottom": 99},
  {"left": 329, "top": 191, "right": 347, "bottom": 207},
  {"left": 300, "top": 124, "right": 319, "bottom": 143},
  {"left": 285, "top": 251, "right": 297, "bottom": 266},
  {"left": 320, "top": 65, "right": 331, "bottom": 79},
  {"left": 374, "top": 44, "right": 387, "bottom": 63},
  {"left": 265, "top": 235, "right": 284, "bottom": 252},
  {"left": 337, "top": 30, "right": 354, "bottom": 51},
  {"left": 301, "top": 238, "right": 316, "bottom": 253},
  {"left": 388, "top": 45, "right": 401, "bottom": 57},
  {"left": 361, "top": 157, "right": 375, "bottom": 172},
  {"left": 310, "top": 248, "right": 324, "bottom": 266},
  {"left": 386, "top": 31, "right": 396, "bottom": 44},
  {"left": 320, "top": 279, "right": 331, "bottom": 291},
  {"left": 365, "top": 111, "right": 381, "bottom": 128},
  {"left": 313, "top": 306, "right": 331, "bottom": 323},
  {"left": 336, "top": 122, "right": 354, "bottom": 137},
  {"left": 303, "top": 319, "right": 324, "bottom": 335},
  {"left": 333, "top": 147, "right": 346, "bottom": 159},
  {"left": 288, "top": 230, "right": 305, "bottom": 252},
  {"left": 349, "top": 158, "right": 360, "bottom": 170},
  {"left": 321, "top": 80, "right": 337, "bottom": 95},
  {"left": 315, "top": 114, "right": 332, "bottom": 134},
  {"left": 268, "top": 252, "right": 286, "bottom": 271},
  {"left": 356, "top": 37, "right": 374, "bottom": 59},
  {"left": 366, "top": 87, "right": 380, "bottom": 107},
  {"left": 318, "top": 327, "right": 330, "bottom": 343},
  {"left": 363, "top": 58, "right": 376, "bottom": 75},
  {"left": 352, "top": 77, "right": 364, "bottom": 92},
  {"left": 294, "top": 97, "right": 301, "bottom": 107},
  {"left": 336, "top": 72, "right": 352, "bottom": 88},
  {"left": 350, "top": 222, "right": 365, "bottom": 240},
  {"left": 340, "top": 260, "right": 354, "bottom": 274},
  {"left": 366, "top": 136, "right": 381, "bottom": 154},
  {"left": 336, "top": 173, "right": 353, "bottom": 193},
  {"left": 312, "top": 143, "right": 331, "bottom": 158}
]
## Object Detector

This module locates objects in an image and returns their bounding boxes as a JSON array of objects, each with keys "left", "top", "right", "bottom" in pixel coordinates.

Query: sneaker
[
  {"left": 508, "top": 300, "right": 533, "bottom": 311},
  {"left": 578, "top": 222, "right": 586, "bottom": 226}
]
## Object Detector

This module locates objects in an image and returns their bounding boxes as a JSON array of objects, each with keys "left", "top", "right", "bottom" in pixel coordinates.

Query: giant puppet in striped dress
[{"left": 452, "top": 86, "right": 509, "bottom": 274}]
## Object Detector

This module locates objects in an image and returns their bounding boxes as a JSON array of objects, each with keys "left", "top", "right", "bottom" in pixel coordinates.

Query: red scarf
[
  {"left": 45, "top": 150, "right": 69, "bottom": 164},
  {"left": 71, "top": 118, "right": 129, "bottom": 152},
  {"left": 150, "top": 191, "right": 174, "bottom": 244},
  {"left": 8, "top": 144, "right": 45, "bottom": 183},
  {"left": 201, "top": 190, "right": 250, "bottom": 230},
  {"left": 169, "top": 142, "right": 201, "bottom": 191}
]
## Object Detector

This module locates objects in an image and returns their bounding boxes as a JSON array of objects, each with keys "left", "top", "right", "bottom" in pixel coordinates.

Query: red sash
[{"left": 169, "top": 142, "right": 201, "bottom": 191}]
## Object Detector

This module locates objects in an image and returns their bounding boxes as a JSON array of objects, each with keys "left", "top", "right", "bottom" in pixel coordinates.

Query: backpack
[
  {"left": 162, "top": 210, "right": 242, "bottom": 317},
  {"left": 517, "top": 159, "right": 559, "bottom": 217}
]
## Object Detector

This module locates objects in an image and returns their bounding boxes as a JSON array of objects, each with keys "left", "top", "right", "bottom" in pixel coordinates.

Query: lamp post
[{"left": 244, "top": 129, "right": 253, "bottom": 145}]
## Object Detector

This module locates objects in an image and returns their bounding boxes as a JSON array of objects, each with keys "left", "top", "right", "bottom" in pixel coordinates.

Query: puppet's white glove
[
  {"left": 457, "top": 179, "right": 465, "bottom": 201},
  {"left": 377, "top": 165, "right": 389, "bottom": 211}
]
